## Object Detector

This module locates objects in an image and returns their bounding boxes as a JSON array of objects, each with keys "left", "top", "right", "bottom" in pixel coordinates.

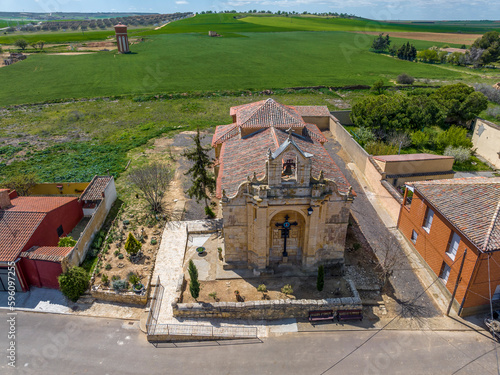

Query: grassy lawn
[
  {"left": 0, "top": 92, "right": 344, "bottom": 183},
  {"left": 0, "top": 31, "right": 466, "bottom": 106}
]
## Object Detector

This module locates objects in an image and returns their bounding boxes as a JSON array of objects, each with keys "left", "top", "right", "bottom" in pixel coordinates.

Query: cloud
[{"left": 175, "top": 0, "right": 189, "bottom": 4}]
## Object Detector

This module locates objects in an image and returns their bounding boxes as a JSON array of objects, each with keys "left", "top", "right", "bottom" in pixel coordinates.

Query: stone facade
[{"left": 213, "top": 99, "right": 354, "bottom": 272}]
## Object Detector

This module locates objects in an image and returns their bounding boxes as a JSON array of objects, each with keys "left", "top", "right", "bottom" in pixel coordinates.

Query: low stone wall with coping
[
  {"left": 172, "top": 279, "right": 361, "bottom": 320},
  {"left": 90, "top": 276, "right": 151, "bottom": 306}
]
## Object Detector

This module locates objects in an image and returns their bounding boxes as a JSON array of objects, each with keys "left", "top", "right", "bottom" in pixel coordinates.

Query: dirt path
[{"left": 354, "top": 31, "right": 482, "bottom": 45}]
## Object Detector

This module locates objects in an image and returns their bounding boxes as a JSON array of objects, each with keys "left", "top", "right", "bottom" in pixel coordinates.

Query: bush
[
  {"left": 128, "top": 273, "right": 141, "bottom": 286},
  {"left": 474, "top": 83, "right": 500, "bottom": 105},
  {"left": 124, "top": 232, "right": 141, "bottom": 255},
  {"left": 365, "top": 141, "right": 397, "bottom": 156},
  {"left": 486, "top": 106, "right": 500, "bottom": 120},
  {"left": 397, "top": 73, "right": 415, "bottom": 85},
  {"left": 444, "top": 146, "right": 471, "bottom": 163},
  {"left": 58, "top": 236, "right": 77, "bottom": 247},
  {"left": 205, "top": 206, "right": 216, "bottom": 218},
  {"left": 436, "top": 126, "right": 473, "bottom": 151},
  {"left": 105, "top": 264, "right": 112, "bottom": 270},
  {"left": 281, "top": 284, "right": 293, "bottom": 295},
  {"left": 317, "top": 265, "right": 325, "bottom": 292},
  {"left": 101, "top": 274, "right": 109, "bottom": 286},
  {"left": 58, "top": 267, "right": 89, "bottom": 302},
  {"left": 188, "top": 260, "right": 200, "bottom": 299},
  {"left": 112, "top": 279, "right": 129, "bottom": 290},
  {"left": 355, "top": 127, "right": 376, "bottom": 146},
  {"left": 411, "top": 131, "right": 430, "bottom": 148}
]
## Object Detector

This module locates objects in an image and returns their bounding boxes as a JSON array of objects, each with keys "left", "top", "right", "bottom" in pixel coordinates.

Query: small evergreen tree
[
  {"left": 371, "top": 79, "right": 385, "bottom": 95},
  {"left": 58, "top": 267, "right": 89, "bottom": 302},
  {"left": 188, "top": 260, "right": 200, "bottom": 300},
  {"left": 124, "top": 233, "right": 142, "bottom": 255},
  {"left": 182, "top": 129, "right": 216, "bottom": 217},
  {"left": 371, "top": 33, "right": 390, "bottom": 52},
  {"left": 317, "top": 265, "right": 325, "bottom": 292}
]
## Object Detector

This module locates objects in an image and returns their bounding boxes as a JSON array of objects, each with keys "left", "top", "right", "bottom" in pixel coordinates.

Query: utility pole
[{"left": 446, "top": 249, "right": 467, "bottom": 316}]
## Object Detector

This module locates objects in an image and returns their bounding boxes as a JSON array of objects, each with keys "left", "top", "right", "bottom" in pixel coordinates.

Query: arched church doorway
[{"left": 269, "top": 210, "right": 305, "bottom": 265}]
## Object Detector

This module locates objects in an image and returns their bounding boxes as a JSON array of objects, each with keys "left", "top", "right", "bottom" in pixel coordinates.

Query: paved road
[
  {"left": 323, "top": 134, "right": 440, "bottom": 317},
  {"left": 1, "top": 311, "right": 498, "bottom": 375}
]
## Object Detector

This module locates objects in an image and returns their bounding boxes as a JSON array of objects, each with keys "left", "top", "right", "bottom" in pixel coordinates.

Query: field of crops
[{"left": 0, "top": 30, "right": 469, "bottom": 106}]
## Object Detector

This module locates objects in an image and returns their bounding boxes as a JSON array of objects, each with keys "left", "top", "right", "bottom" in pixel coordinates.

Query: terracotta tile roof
[
  {"left": 303, "top": 123, "right": 328, "bottom": 143},
  {"left": 232, "top": 98, "right": 305, "bottom": 129},
  {"left": 216, "top": 126, "right": 350, "bottom": 198},
  {"left": 5, "top": 196, "right": 78, "bottom": 213},
  {"left": 374, "top": 153, "right": 453, "bottom": 162},
  {"left": 0, "top": 211, "right": 45, "bottom": 262},
  {"left": 212, "top": 123, "right": 239, "bottom": 146},
  {"left": 412, "top": 177, "right": 500, "bottom": 252},
  {"left": 20, "top": 246, "right": 73, "bottom": 262},
  {"left": 295, "top": 106, "right": 330, "bottom": 117},
  {"left": 80, "top": 176, "right": 113, "bottom": 201}
]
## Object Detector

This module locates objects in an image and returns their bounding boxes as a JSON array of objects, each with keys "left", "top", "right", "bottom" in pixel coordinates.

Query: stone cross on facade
[{"left": 275, "top": 214, "right": 298, "bottom": 257}]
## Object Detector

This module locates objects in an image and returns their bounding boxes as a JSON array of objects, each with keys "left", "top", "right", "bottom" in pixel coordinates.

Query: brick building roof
[
  {"left": 232, "top": 98, "right": 305, "bottom": 129},
  {"left": 295, "top": 106, "right": 331, "bottom": 117},
  {"left": 20, "top": 246, "right": 73, "bottom": 262},
  {"left": 411, "top": 177, "right": 500, "bottom": 252},
  {"left": 80, "top": 176, "right": 113, "bottom": 201},
  {"left": 0, "top": 195, "right": 79, "bottom": 262}
]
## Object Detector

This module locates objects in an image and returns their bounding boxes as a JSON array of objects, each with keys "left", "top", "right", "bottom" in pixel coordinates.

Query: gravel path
[{"left": 323, "top": 132, "right": 440, "bottom": 318}]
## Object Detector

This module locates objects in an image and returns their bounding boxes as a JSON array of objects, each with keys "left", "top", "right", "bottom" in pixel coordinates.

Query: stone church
[{"left": 212, "top": 98, "right": 354, "bottom": 272}]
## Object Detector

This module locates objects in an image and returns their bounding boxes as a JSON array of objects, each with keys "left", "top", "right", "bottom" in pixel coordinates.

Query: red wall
[
  {"left": 22, "top": 199, "right": 83, "bottom": 252},
  {"left": 20, "top": 258, "right": 63, "bottom": 289}
]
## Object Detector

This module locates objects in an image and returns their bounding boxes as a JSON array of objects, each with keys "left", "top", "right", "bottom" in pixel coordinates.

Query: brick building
[
  {"left": 212, "top": 98, "right": 354, "bottom": 272},
  {"left": 398, "top": 177, "right": 500, "bottom": 316}
]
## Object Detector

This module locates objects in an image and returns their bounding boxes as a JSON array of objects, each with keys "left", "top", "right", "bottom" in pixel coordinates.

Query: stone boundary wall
[
  {"left": 328, "top": 114, "right": 369, "bottom": 173},
  {"left": 330, "top": 110, "right": 354, "bottom": 126},
  {"left": 90, "top": 283, "right": 149, "bottom": 306},
  {"left": 173, "top": 279, "right": 361, "bottom": 320}
]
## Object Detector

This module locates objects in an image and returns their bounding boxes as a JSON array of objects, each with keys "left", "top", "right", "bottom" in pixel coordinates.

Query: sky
[{"left": 1, "top": 0, "right": 497, "bottom": 21}]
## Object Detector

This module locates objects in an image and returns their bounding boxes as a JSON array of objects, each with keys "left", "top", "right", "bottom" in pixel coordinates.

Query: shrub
[
  {"left": 209, "top": 292, "right": 217, "bottom": 300},
  {"left": 105, "top": 264, "right": 111, "bottom": 270},
  {"left": 124, "top": 232, "right": 141, "bottom": 255},
  {"left": 397, "top": 73, "right": 415, "bottom": 85},
  {"left": 436, "top": 126, "right": 473, "bottom": 151},
  {"left": 101, "top": 274, "right": 109, "bottom": 285},
  {"left": 474, "top": 83, "right": 500, "bottom": 105},
  {"left": 388, "top": 132, "right": 411, "bottom": 149},
  {"left": 112, "top": 279, "right": 129, "bottom": 290},
  {"left": 188, "top": 260, "right": 200, "bottom": 299},
  {"left": 317, "top": 265, "right": 325, "bottom": 292},
  {"left": 281, "top": 284, "right": 293, "bottom": 295},
  {"left": 114, "top": 250, "right": 120, "bottom": 256},
  {"left": 411, "top": 131, "right": 430, "bottom": 149},
  {"left": 364, "top": 141, "right": 397, "bottom": 156},
  {"left": 118, "top": 253, "right": 124, "bottom": 259},
  {"left": 355, "top": 127, "right": 376, "bottom": 146},
  {"left": 58, "top": 236, "right": 77, "bottom": 247},
  {"left": 58, "top": 267, "right": 89, "bottom": 302},
  {"left": 257, "top": 284, "right": 267, "bottom": 293},
  {"left": 205, "top": 206, "right": 216, "bottom": 218},
  {"left": 444, "top": 146, "right": 471, "bottom": 163},
  {"left": 371, "top": 79, "right": 385, "bottom": 95},
  {"left": 486, "top": 107, "right": 500, "bottom": 120},
  {"left": 111, "top": 275, "right": 120, "bottom": 281},
  {"left": 128, "top": 273, "right": 141, "bottom": 286}
]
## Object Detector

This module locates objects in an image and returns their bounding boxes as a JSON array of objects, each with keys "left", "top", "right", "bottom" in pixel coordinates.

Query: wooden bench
[
  {"left": 337, "top": 309, "right": 363, "bottom": 321},
  {"left": 308, "top": 310, "right": 335, "bottom": 323}
]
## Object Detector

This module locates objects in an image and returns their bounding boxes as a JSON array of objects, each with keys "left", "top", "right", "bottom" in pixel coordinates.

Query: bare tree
[
  {"left": 376, "top": 236, "right": 404, "bottom": 291},
  {"left": 128, "top": 162, "right": 174, "bottom": 213}
]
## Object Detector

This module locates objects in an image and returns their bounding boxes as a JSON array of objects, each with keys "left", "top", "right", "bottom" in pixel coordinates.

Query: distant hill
[{"left": 0, "top": 12, "right": 157, "bottom": 21}]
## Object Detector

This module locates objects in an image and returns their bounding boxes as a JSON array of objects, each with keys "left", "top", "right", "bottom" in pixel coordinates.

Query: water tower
[{"left": 114, "top": 23, "right": 130, "bottom": 53}]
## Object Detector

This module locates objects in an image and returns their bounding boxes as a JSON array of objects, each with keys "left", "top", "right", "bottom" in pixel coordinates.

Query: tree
[
  {"left": 129, "top": 162, "right": 173, "bottom": 213},
  {"left": 188, "top": 260, "right": 200, "bottom": 300},
  {"left": 14, "top": 39, "right": 28, "bottom": 50},
  {"left": 371, "top": 33, "right": 390, "bottom": 52},
  {"left": 376, "top": 237, "right": 403, "bottom": 291},
  {"left": 371, "top": 79, "right": 385, "bottom": 95},
  {"left": 182, "top": 129, "right": 216, "bottom": 217},
  {"left": 396, "top": 73, "right": 414, "bottom": 85},
  {"left": 124, "top": 232, "right": 142, "bottom": 255},
  {"left": 317, "top": 265, "right": 325, "bottom": 292},
  {"left": 1, "top": 172, "right": 38, "bottom": 196},
  {"left": 471, "top": 31, "right": 500, "bottom": 66},
  {"left": 30, "top": 42, "right": 37, "bottom": 50},
  {"left": 58, "top": 267, "right": 89, "bottom": 302},
  {"left": 58, "top": 236, "right": 77, "bottom": 247},
  {"left": 37, "top": 40, "right": 45, "bottom": 50}
]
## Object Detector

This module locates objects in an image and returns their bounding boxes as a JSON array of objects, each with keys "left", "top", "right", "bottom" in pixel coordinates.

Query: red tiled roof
[
  {"left": 20, "top": 246, "right": 73, "bottom": 262},
  {"left": 295, "top": 106, "right": 330, "bottom": 117},
  {"left": 232, "top": 98, "right": 305, "bottom": 129},
  {"left": 80, "top": 176, "right": 113, "bottom": 201},
  {"left": 0, "top": 211, "right": 45, "bottom": 262},
  {"left": 5, "top": 196, "right": 78, "bottom": 213},
  {"left": 212, "top": 123, "right": 239, "bottom": 146},
  {"left": 216, "top": 126, "right": 350, "bottom": 198},
  {"left": 412, "top": 177, "right": 500, "bottom": 252},
  {"left": 374, "top": 153, "right": 453, "bottom": 162}
]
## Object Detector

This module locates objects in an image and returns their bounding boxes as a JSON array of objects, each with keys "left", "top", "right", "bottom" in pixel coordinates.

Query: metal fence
[
  {"left": 146, "top": 275, "right": 164, "bottom": 336},
  {"left": 152, "top": 323, "right": 258, "bottom": 339}
]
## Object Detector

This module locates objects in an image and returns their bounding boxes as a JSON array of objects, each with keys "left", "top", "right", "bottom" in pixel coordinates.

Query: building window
[
  {"left": 411, "top": 230, "right": 418, "bottom": 244},
  {"left": 446, "top": 232, "right": 460, "bottom": 261},
  {"left": 57, "top": 225, "right": 64, "bottom": 237},
  {"left": 422, "top": 208, "right": 434, "bottom": 233},
  {"left": 439, "top": 262, "right": 451, "bottom": 284}
]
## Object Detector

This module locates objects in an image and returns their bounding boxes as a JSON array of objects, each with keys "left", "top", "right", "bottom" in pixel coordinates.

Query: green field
[{"left": 0, "top": 31, "right": 467, "bottom": 106}]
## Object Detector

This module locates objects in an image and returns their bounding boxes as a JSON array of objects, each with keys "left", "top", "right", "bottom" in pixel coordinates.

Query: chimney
[{"left": 0, "top": 189, "right": 11, "bottom": 209}]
